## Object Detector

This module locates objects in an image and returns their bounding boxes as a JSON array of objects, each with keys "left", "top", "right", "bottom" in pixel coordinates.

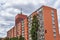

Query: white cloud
[
  {"left": 0, "top": 34, "right": 6, "bottom": 38},
  {"left": 0, "top": 21, "right": 14, "bottom": 25},
  {"left": 0, "top": 11, "right": 13, "bottom": 17},
  {"left": 5, "top": 8, "right": 20, "bottom": 15},
  {"left": 0, "top": 27, "right": 4, "bottom": 33},
  {"left": 0, "top": 26, "right": 7, "bottom": 38},
  {"left": 0, "top": 17, "right": 5, "bottom": 21},
  {"left": 3, "top": 3, "right": 12, "bottom": 8},
  {"left": 5, "top": 0, "right": 31, "bottom": 5},
  {"left": 54, "top": 0, "right": 60, "bottom": 8},
  {"left": 57, "top": 8, "right": 60, "bottom": 21},
  {"left": 6, "top": 0, "right": 37, "bottom": 5},
  {"left": 1, "top": 0, "right": 46, "bottom": 6}
]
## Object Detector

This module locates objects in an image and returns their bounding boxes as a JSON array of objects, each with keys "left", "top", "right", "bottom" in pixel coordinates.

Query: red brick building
[
  {"left": 59, "top": 34, "right": 60, "bottom": 40},
  {"left": 15, "top": 14, "right": 28, "bottom": 40},
  {"left": 7, "top": 29, "right": 11, "bottom": 38},
  {"left": 28, "top": 6, "right": 59, "bottom": 40},
  {"left": 7, "top": 6, "right": 60, "bottom": 40},
  {"left": 7, "top": 14, "right": 28, "bottom": 40}
]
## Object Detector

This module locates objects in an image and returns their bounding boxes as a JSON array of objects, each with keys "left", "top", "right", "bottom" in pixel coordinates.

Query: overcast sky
[{"left": 0, "top": 0, "right": 60, "bottom": 38}]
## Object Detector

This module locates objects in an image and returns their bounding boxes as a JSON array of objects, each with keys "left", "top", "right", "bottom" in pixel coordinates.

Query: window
[
  {"left": 30, "top": 17, "right": 32, "bottom": 19},
  {"left": 53, "top": 26, "right": 56, "bottom": 28},
  {"left": 51, "top": 10, "right": 54, "bottom": 20},
  {"left": 45, "top": 30, "right": 47, "bottom": 33},
  {"left": 51, "top": 13, "right": 54, "bottom": 17},
  {"left": 52, "top": 17, "right": 54, "bottom": 21},
  {"left": 42, "top": 36, "right": 44, "bottom": 38},
  {"left": 53, "top": 29, "right": 56, "bottom": 32},
  {"left": 29, "top": 37, "right": 31, "bottom": 40},
  {"left": 52, "top": 21, "right": 55, "bottom": 24},
  {"left": 52, "top": 10, "right": 56, "bottom": 40},
  {"left": 29, "top": 24, "right": 31, "bottom": 28},
  {"left": 51, "top": 10, "right": 54, "bottom": 14},
  {"left": 54, "top": 33, "right": 56, "bottom": 37},
  {"left": 29, "top": 34, "right": 31, "bottom": 37}
]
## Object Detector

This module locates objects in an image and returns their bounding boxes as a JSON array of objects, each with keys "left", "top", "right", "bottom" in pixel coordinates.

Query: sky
[{"left": 0, "top": 0, "right": 60, "bottom": 38}]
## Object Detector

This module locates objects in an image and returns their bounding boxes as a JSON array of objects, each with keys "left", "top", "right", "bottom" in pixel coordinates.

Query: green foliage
[
  {"left": 10, "top": 37, "right": 18, "bottom": 40},
  {"left": 3, "top": 35, "right": 25, "bottom": 40},
  {"left": 31, "top": 15, "right": 39, "bottom": 40},
  {"left": 19, "top": 35, "right": 25, "bottom": 40},
  {"left": 4, "top": 37, "right": 9, "bottom": 40},
  {"left": 4, "top": 36, "right": 25, "bottom": 40}
]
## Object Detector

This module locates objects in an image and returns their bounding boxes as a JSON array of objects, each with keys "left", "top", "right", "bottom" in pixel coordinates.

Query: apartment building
[
  {"left": 28, "top": 6, "right": 59, "bottom": 40},
  {"left": 7, "top": 6, "right": 59, "bottom": 40},
  {"left": 7, "top": 30, "right": 10, "bottom": 38},
  {"left": 7, "top": 29, "right": 11, "bottom": 38},
  {"left": 15, "top": 14, "right": 28, "bottom": 40},
  {"left": 7, "top": 14, "right": 28, "bottom": 40}
]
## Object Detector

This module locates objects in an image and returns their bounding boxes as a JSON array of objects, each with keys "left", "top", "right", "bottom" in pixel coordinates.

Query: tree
[
  {"left": 19, "top": 35, "right": 25, "bottom": 40},
  {"left": 8, "top": 37, "right": 18, "bottom": 40},
  {"left": 10, "top": 37, "right": 18, "bottom": 40},
  {"left": 30, "top": 15, "right": 39, "bottom": 40},
  {"left": 0, "top": 38, "right": 2, "bottom": 40},
  {"left": 4, "top": 37, "right": 9, "bottom": 40}
]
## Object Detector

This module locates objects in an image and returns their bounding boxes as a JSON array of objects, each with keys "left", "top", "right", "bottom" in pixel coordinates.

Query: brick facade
[{"left": 7, "top": 6, "right": 60, "bottom": 40}]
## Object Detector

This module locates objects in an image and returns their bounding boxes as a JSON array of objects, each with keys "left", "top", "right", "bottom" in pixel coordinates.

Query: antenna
[{"left": 21, "top": 8, "right": 22, "bottom": 14}]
